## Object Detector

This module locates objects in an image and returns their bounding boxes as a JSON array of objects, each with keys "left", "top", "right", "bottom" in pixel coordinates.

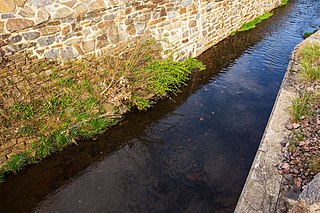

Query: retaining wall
[{"left": 0, "top": 0, "right": 282, "bottom": 167}]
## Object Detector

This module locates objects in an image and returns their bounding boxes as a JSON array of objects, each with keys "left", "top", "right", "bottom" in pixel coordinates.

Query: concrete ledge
[
  {"left": 235, "top": 31, "right": 320, "bottom": 213},
  {"left": 235, "top": 86, "right": 294, "bottom": 212}
]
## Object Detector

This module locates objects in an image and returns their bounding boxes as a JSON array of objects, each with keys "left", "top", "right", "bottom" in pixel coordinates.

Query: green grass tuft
[
  {"left": 291, "top": 92, "right": 320, "bottom": 122},
  {"left": 303, "top": 30, "right": 318, "bottom": 39},
  {"left": 4, "top": 152, "right": 29, "bottom": 173},
  {"left": 11, "top": 103, "right": 35, "bottom": 120},
  {"left": 238, "top": 12, "right": 273, "bottom": 32},
  {"left": 280, "top": 0, "right": 288, "bottom": 6},
  {"left": 132, "top": 96, "right": 152, "bottom": 111},
  {"left": 298, "top": 43, "right": 320, "bottom": 82}
]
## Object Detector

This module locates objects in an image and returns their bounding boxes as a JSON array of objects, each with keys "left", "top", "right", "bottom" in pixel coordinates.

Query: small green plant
[
  {"left": 308, "top": 154, "right": 320, "bottom": 173},
  {"left": 11, "top": 103, "right": 35, "bottom": 120},
  {"left": 0, "top": 172, "right": 4, "bottom": 182},
  {"left": 4, "top": 151, "right": 29, "bottom": 173},
  {"left": 288, "top": 130, "right": 304, "bottom": 152},
  {"left": 300, "top": 62, "right": 320, "bottom": 81},
  {"left": 303, "top": 30, "right": 318, "bottom": 39},
  {"left": 238, "top": 12, "right": 273, "bottom": 32},
  {"left": 19, "top": 124, "right": 36, "bottom": 136},
  {"left": 57, "top": 77, "right": 76, "bottom": 87},
  {"left": 280, "top": 0, "right": 288, "bottom": 6},
  {"left": 298, "top": 42, "right": 320, "bottom": 81},
  {"left": 132, "top": 96, "right": 151, "bottom": 110},
  {"left": 291, "top": 93, "right": 312, "bottom": 122},
  {"left": 144, "top": 58, "right": 205, "bottom": 97}
]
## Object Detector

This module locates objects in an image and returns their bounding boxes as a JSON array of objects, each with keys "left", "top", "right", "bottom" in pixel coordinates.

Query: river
[{"left": 0, "top": 0, "right": 319, "bottom": 212}]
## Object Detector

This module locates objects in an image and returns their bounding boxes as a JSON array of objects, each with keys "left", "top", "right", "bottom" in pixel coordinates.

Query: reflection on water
[{"left": 1, "top": 0, "right": 320, "bottom": 212}]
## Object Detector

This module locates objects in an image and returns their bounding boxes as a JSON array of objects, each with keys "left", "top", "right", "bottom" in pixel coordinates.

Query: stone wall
[
  {"left": 0, "top": 0, "right": 282, "bottom": 167},
  {"left": 0, "top": 0, "right": 282, "bottom": 63}
]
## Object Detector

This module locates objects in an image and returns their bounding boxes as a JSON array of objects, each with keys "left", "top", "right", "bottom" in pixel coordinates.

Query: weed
[
  {"left": 41, "top": 95, "right": 73, "bottom": 115},
  {"left": 81, "top": 80, "right": 94, "bottom": 94},
  {"left": 308, "top": 154, "right": 320, "bottom": 173},
  {"left": 299, "top": 43, "right": 320, "bottom": 64},
  {"left": 19, "top": 124, "right": 36, "bottom": 136},
  {"left": 132, "top": 96, "right": 151, "bottom": 110},
  {"left": 34, "top": 136, "right": 56, "bottom": 158},
  {"left": 0, "top": 172, "right": 4, "bottom": 182},
  {"left": 0, "top": 39, "right": 204, "bottom": 180},
  {"left": 288, "top": 130, "right": 304, "bottom": 152},
  {"left": 11, "top": 103, "right": 35, "bottom": 120},
  {"left": 238, "top": 12, "right": 273, "bottom": 32},
  {"left": 298, "top": 42, "right": 320, "bottom": 81},
  {"left": 144, "top": 58, "right": 205, "bottom": 97},
  {"left": 303, "top": 30, "right": 318, "bottom": 39},
  {"left": 291, "top": 93, "right": 312, "bottom": 122},
  {"left": 57, "top": 77, "right": 76, "bottom": 87},
  {"left": 300, "top": 62, "right": 320, "bottom": 81},
  {"left": 280, "top": 0, "right": 288, "bottom": 6},
  {"left": 4, "top": 151, "right": 29, "bottom": 173},
  {"left": 75, "top": 118, "right": 118, "bottom": 138}
]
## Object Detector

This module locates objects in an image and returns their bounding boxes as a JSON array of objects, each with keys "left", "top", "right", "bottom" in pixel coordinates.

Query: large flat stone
[{"left": 6, "top": 18, "right": 34, "bottom": 32}]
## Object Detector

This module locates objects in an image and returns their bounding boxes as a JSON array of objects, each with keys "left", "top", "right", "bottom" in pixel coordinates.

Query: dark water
[{"left": 1, "top": 0, "right": 319, "bottom": 212}]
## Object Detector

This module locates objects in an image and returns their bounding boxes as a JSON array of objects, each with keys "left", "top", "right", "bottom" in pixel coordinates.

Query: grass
[
  {"left": 308, "top": 154, "right": 320, "bottom": 173},
  {"left": 289, "top": 39, "right": 320, "bottom": 175},
  {"left": 298, "top": 42, "right": 320, "bottom": 81},
  {"left": 303, "top": 30, "right": 318, "bottom": 39},
  {"left": 291, "top": 92, "right": 320, "bottom": 122},
  {"left": 238, "top": 12, "right": 273, "bottom": 32},
  {"left": 280, "top": 0, "right": 288, "bottom": 6},
  {"left": 291, "top": 42, "right": 320, "bottom": 121},
  {"left": 0, "top": 39, "right": 205, "bottom": 181},
  {"left": 291, "top": 93, "right": 312, "bottom": 122},
  {"left": 288, "top": 130, "right": 304, "bottom": 152}
]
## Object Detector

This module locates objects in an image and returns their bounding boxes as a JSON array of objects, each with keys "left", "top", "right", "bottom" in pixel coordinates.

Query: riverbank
[
  {"left": 0, "top": 39, "right": 204, "bottom": 181},
  {"left": 277, "top": 31, "right": 320, "bottom": 212},
  {"left": 235, "top": 31, "right": 320, "bottom": 212}
]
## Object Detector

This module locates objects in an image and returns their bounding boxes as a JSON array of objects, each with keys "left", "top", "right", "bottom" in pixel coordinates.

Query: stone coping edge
[
  {"left": 235, "top": 30, "right": 320, "bottom": 213},
  {"left": 234, "top": 41, "right": 303, "bottom": 213}
]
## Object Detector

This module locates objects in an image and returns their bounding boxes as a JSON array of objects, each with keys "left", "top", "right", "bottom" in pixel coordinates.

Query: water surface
[{"left": 1, "top": 0, "right": 319, "bottom": 212}]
